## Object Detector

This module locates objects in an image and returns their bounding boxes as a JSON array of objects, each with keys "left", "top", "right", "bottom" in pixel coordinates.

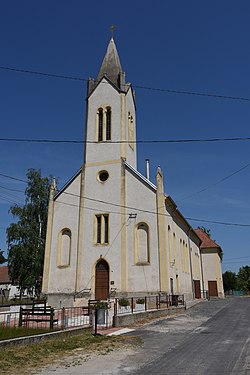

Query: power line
[
  {"left": 1, "top": 65, "right": 250, "bottom": 102},
  {"left": 1, "top": 171, "right": 249, "bottom": 228},
  {"left": 185, "top": 216, "right": 250, "bottom": 227},
  {"left": 223, "top": 256, "right": 250, "bottom": 262},
  {"left": 1, "top": 136, "right": 250, "bottom": 144},
  {"left": 57, "top": 190, "right": 250, "bottom": 228},
  {"left": 0, "top": 185, "right": 25, "bottom": 193},
  {"left": 0, "top": 173, "right": 27, "bottom": 184},
  {"left": 177, "top": 163, "right": 250, "bottom": 202}
]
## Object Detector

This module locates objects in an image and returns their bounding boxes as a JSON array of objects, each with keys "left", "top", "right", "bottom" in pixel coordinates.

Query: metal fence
[
  {"left": 54, "top": 306, "right": 91, "bottom": 330},
  {"left": 0, "top": 311, "right": 19, "bottom": 328},
  {"left": 114, "top": 294, "right": 185, "bottom": 316},
  {"left": 0, "top": 304, "right": 92, "bottom": 331}
]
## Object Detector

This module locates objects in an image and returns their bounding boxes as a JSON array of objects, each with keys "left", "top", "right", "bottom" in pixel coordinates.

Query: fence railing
[
  {"left": 0, "top": 304, "right": 92, "bottom": 331},
  {"left": 0, "top": 311, "right": 19, "bottom": 328},
  {"left": 55, "top": 306, "right": 91, "bottom": 330},
  {"left": 114, "top": 294, "right": 185, "bottom": 316}
]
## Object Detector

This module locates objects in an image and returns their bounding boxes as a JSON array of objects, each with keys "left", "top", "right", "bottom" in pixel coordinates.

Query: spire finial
[{"left": 110, "top": 24, "right": 116, "bottom": 38}]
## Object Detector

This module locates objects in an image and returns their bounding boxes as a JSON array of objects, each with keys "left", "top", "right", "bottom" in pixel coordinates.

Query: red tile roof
[
  {"left": 0, "top": 266, "right": 10, "bottom": 284},
  {"left": 194, "top": 228, "right": 221, "bottom": 250}
]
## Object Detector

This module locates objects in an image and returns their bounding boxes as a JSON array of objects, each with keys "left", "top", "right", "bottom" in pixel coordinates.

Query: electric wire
[
  {"left": 0, "top": 173, "right": 27, "bottom": 184},
  {"left": 0, "top": 185, "right": 25, "bottom": 193},
  {"left": 177, "top": 163, "right": 250, "bottom": 202},
  {"left": 1, "top": 65, "right": 250, "bottom": 102},
  {"left": 1, "top": 171, "right": 249, "bottom": 228},
  {"left": 56, "top": 191, "right": 250, "bottom": 227},
  {"left": 1, "top": 137, "right": 250, "bottom": 144}
]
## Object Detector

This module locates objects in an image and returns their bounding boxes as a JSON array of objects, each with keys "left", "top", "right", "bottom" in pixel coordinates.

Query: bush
[
  {"left": 118, "top": 298, "right": 130, "bottom": 307},
  {"left": 94, "top": 301, "right": 110, "bottom": 309},
  {"left": 136, "top": 298, "right": 145, "bottom": 304}
]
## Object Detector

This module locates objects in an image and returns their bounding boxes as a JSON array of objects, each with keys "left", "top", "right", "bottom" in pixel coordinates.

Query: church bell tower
[{"left": 84, "top": 37, "right": 137, "bottom": 169}]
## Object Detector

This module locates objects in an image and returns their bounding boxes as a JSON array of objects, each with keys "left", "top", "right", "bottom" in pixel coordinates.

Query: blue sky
[{"left": 0, "top": 1, "right": 250, "bottom": 272}]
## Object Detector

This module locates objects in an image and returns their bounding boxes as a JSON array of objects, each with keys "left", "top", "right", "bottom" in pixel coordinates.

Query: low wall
[
  {"left": 113, "top": 306, "right": 186, "bottom": 327},
  {"left": 0, "top": 326, "right": 90, "bottom": 349}
]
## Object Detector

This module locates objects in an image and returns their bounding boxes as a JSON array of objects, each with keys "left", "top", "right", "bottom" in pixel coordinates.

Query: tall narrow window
[
  {"left": 135, "top": 223, "right": 150, "bottom": 264},
  {"left": 96, "top": 215, "right": 101, "bottom": 244},
  {"left": 128, "top": 112, "right": 134, "bottom": 150},
  {"left": 58, "top": 228, "right": 71, "bottom": 267},
  {"left": 168, "top": 226, "right": 173, "bottom": 265},
  {"left": 106, "top": 107, "right": 111, "bottom": 140},
  {"left": 95, "top": 214, "right": 109, "bottom": 245},
  {"left": 98, "top": 108, "right": 103, "bottom": 141}
]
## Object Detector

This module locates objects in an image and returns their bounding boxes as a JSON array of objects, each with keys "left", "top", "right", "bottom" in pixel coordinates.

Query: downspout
[
  {"left": 188, "top": 229, "right": 194, "bottom": 299},
  {"left": 200, "top": 249, "right": 205, "bottom": 298}
]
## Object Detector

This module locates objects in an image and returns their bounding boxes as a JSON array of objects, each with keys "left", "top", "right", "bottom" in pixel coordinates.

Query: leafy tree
[
  {"left": 237, "top": 265, "right": 250, "bottom": 292},
  {"left": 223, "top": 271, "right": 237, "bottom": 292},
  {"left": 198, "top": 226, "right": 211, "bottom": 238},
  {"left": 7, "top": 169, "right": 52, "bottom": 297},
  {"left": 0, "top": 249, "right": 6, "bottom": 264}
]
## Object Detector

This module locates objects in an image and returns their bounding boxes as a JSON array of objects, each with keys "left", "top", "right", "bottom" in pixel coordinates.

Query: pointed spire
[{"left": 96, "top": 37, "right": 124, "bottom": 88}]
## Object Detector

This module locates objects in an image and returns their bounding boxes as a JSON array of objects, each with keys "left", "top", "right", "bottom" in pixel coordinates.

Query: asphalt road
[
  {"left": 121, "top": 297, "right": 250, "bottom": 375},
  {"left": 36, "top": 297, "right": 250, "bottom": 374}
]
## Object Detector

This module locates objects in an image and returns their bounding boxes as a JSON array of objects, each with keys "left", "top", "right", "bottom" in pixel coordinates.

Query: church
[{"left": 42, "top": 37, "right": 224, "bottom": 307}]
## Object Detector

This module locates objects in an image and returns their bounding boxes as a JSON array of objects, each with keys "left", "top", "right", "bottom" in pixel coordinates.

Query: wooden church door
[{"left": 95, "top": 259, "right": 109, "bottom": 300}]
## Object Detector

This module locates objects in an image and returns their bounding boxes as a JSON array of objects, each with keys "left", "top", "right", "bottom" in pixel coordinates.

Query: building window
[
  {"left": 57, "top": 228, "right": 71, "bottom": 267},
  {"left": 106, "top": 107, "right": 111, "bottom": 140},
  {"left": 135, "top": 223, "right": 150, "bottom": 264},
  {"left": 98, "top": 108, "right": 103, "bottom": 141},
  {"left": 168, "top": 226, "right": 173, "bottom": 265},
  {"left": 104, "top": 215, "right": 109, "bottom": 243},
  {"left": 96, "top": 106, "right": 112, "bottom": 142},
  {"left": 98, "top": 170, "right": 109, "bottom": 182},
  {"left": 128, "top": 112, "right": 135, "bottom": 150},
  {"left": 96, "top": 216, "right": 102, "bottom": 244},
  {"left": 95, "top": 214, "right": 109, "bottom": 245}
]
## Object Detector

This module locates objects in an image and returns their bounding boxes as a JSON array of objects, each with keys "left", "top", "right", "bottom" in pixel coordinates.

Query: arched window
[
  {"left": 58, "top": 228, "right": 71, "bottom": 267},
  {"left": 168, "top": 226, "right": 173, "bottom": 264},
  {"left": 98, "top": 108, "right": 103, "bottom": 141},
  {"left": 106, "top": 107, "right": 111, "bottom": 140},
  {"left": 135, "top": 223, "right": 150, "bottom": 264}
]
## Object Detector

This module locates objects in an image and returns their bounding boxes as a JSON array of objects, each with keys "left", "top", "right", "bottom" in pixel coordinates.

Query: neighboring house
[
  {"left": 42, "top": 37, "right": 223, "bottom": 307},
  {"left": 0, "top": 266, "right": 32, "bottom": 300},
  {"left": 0, "top": 266, "right": 10, "bottom": 300},
  {"left": 194, "top": 228, "right": 224, "bottom": 298}
]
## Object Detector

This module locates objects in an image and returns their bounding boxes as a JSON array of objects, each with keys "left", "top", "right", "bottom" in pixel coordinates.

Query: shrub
[
  {"left": 136, "top": 298, "right": 145, "bottom": 304},
  {"left": 118, "top": 298, "right": 130, "bottom": 307},
  {"left": 94, "top": 301, "right": 110, "bottom": 309}
]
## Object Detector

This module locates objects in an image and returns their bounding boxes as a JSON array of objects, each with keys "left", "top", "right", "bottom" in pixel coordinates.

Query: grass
[
  {"left": 0, "top": 326, "right": 51, "bottom": 341},
  {"left": 0, "top": 329, "right": 141, "bottom": 375}
]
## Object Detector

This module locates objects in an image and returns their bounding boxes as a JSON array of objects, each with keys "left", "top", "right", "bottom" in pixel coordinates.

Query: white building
[{"left": 42, "top": 37, "right": 224, "bottom": 307}]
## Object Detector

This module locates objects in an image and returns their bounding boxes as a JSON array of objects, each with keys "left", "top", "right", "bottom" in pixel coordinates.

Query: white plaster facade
[{"left": 42, "top": 38, "right": 223, "bottom": 307}]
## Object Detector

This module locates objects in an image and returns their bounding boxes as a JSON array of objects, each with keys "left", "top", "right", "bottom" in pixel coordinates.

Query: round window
[{"left": 98, "top": 170, "right": 109, "bottom": 182}]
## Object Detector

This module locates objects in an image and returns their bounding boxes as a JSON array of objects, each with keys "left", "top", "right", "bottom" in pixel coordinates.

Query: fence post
[
  {"left": 50, "top": 308, "right": 54, "bottom": 330},
  {"left": 145, "top": 296, "right": 147, "bottom": 311},
  {"left": 131, "top": 298, "right": 134, "bottom": 314},
  {"left": 62, "top": 307, "right": 65, "bottom": 330},
  {"left": 18, "top": 307, "right": 23, "bottom": 327},
  {"left": 156, "top": 295, "right": 159, "bottom": 310}
]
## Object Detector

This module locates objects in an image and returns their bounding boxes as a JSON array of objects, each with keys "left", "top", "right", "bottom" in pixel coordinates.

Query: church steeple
[
  {"left": 85, "top": 36, "right": 137, "bottom": 169},
  {"left": 96, "top": 37, "right": 125, "bottom": 89}
]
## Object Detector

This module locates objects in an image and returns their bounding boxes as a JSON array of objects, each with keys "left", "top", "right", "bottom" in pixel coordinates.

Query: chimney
[{"left": 145, "top": 159, "right": 150, "bottom": 180}]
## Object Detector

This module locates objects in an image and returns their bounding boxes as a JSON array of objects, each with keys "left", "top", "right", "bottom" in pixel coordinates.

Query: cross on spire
[{"left": 110, "top": 24, "right": 116, "bottom": 38}]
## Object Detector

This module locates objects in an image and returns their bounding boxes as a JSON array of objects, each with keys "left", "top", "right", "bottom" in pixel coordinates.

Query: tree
[
  {"left": 7, "top": 169, "right": 52, "bottom": 297},
  {"left": 223, "top": 271, "right": 237, "bottom": 292},
  {"left": 237, "top": 266, "right": 250, "bottom": 292},
  {"left": 0, "top": 249, "right": 6, "bottom": 264}
]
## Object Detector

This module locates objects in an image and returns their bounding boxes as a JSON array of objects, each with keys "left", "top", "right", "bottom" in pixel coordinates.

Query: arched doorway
[{"left": 95, "top": 259, "right": 109, "bottom": 300}]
